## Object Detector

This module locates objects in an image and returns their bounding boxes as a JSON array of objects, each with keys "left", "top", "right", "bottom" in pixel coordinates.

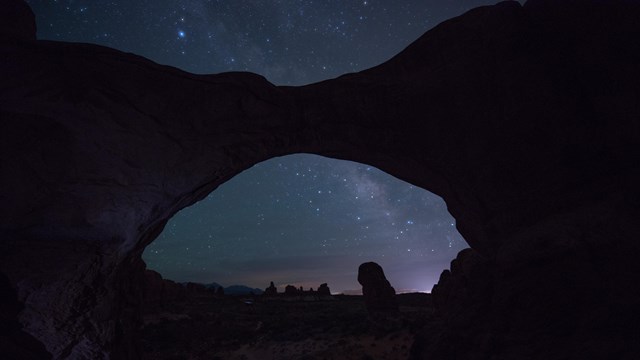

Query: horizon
[
  {"left": 142, "top": 154, "right": 467, "bottom": 294},
  {"left": 166, "top": 277, "right": 432, "bottom": 296}
]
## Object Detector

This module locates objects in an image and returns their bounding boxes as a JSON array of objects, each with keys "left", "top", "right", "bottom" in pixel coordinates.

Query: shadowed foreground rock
[
  {"left": 2, "top": 0, "right": 640, "bottom": 358},
  {"left": 0, "top": 274, "right": 51, "bottom": 360},
  {"left": 358, "top": 262, "right": 398, "bottom": 315},
  {"left": 142, "top": 270, "right": 189, "bottom": 309},
  {"left": 0, "top": 0, "right": 36, "bottom": 42}
]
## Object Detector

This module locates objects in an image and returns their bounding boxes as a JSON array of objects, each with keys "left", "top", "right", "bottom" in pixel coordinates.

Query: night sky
[{"left": 27, "top": 0, "right": 514, "bottom": 293}]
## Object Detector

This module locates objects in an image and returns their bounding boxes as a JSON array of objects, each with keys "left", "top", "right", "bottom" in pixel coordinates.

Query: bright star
[{"left": 178, "top": 30, "right": 186, "bottom": 38}]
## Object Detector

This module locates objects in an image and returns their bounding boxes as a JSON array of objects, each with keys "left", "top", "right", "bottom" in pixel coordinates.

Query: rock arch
[{"left": 1, "top": 0, "right": 639, "bottom": 358}]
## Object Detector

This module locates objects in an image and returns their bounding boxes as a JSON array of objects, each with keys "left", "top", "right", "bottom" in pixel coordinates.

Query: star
[{"left": 25, "top": 0, "right": 504, "bottom": 293}]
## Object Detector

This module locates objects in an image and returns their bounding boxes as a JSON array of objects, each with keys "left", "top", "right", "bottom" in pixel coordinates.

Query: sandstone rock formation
[
  {"left": 264, "top": 282, "right": 278, "bottom": 296},
  {"left": 0, "top": 273, "right": 51, "bottom": 360},
  {"left": 143, "top": 270, "right": 186, "bottom": 307},
  {"left": 316, "top": 283, "right": 331, "bottom": 296},
  {"left": 284, "top": 285, "right": 299, "bottom": 296},
  {"left": 357, "top": 262, "right": 399, "bottom": 315},
  {"left": 2, "top": 0, "right": 640, "bottom": 359}
]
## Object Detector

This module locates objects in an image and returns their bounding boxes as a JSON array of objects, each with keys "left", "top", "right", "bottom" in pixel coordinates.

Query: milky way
[
  {"left": 146, "top": 155, "right": 465, "bottom": 293},
  {"left": 26, "top": 0, "right": 514, "bottom": 292}
]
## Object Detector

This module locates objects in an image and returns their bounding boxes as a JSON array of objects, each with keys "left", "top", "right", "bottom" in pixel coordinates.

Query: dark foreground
[{"left": 141, "top": 294, "right": 432, "bottom": 360}]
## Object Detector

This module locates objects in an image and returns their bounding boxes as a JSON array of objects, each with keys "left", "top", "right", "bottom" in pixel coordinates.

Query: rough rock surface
[
  {"left": 0, "top": 0, "right": 36, "bottom": 42},
  {"left": 357, "top": 262, "right": 398, "bottom": 315},
  {"left": 2, "top": 0, "right": 640, "bottom": 359}
]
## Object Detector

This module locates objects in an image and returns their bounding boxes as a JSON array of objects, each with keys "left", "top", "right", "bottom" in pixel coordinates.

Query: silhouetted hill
[
  {"left": 224, "top": 285, "right": 264, "bottom": 295},
  {"left": 203, "top": 282, "right": 263, "bottom": 295}
]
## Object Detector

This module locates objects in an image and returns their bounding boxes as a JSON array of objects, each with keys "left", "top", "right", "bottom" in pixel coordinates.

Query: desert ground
[{"left": 141, "top": 293, "right": 433, "bottom": 360}]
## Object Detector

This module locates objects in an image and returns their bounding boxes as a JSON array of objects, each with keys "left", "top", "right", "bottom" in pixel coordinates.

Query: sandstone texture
[
  {"left": 2, "top": 0, "right": 640, "bottom": 358},
  {"left": 142, "top": 270, "right": 188, "bottom": 309}
]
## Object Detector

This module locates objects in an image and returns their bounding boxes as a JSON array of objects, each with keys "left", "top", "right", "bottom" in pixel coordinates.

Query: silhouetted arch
[{"left": 2, "top": 1, "right": 640, "bottom": 358}]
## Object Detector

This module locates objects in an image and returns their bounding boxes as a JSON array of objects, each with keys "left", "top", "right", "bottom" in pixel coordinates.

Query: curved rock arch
[{"left": 2, "top": 0, "right": 640, "bottom": 358}]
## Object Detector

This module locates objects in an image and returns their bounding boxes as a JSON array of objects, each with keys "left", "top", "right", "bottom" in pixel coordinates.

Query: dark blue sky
[
  {"left": 146, "top": 155, "right": 464, "bottom": 293},
  {"left": 27, "top": 0, "right": 514, "bottom": 293}
]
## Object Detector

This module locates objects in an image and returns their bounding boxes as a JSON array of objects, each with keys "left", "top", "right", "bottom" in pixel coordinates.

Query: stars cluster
[
  {"left": 26, "top": 0, "right": 496, "bottom": 86},
  {"left": 144, "top": 155, "right": 466, "bottom": 292},
  {"left": 26, "top": 0, "right": 513, "bottom": 292}
]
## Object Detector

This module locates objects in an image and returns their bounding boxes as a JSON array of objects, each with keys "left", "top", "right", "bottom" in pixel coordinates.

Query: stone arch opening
[{"left": 142, "top": 153, "right": 468, "bottom": 294}]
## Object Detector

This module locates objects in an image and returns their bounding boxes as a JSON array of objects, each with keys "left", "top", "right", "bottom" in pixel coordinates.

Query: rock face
[
  {"left": 357, "top": 262, "right": 398, "bottom": 315},
  {"left": 2, "top": 0, "right": 640, "bottom": 359},
  {"left": 0, "top": 0, "right": 36, "bottom": 41},
  {"left": 0, "top": 273, "right": 51, "bottom": 360}
]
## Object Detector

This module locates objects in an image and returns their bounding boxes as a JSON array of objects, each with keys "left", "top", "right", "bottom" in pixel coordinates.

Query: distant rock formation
[
  {"left": 284, "top": 285, "right": 298, "bottom": 296},
  {"left": 317, "top": 283, "right": 331, "bottom": 296},
  {"left": 185, "top": 282, "right": 207, "bottom": 293},
  {"left": 224, "top": 285, "right": 263, "bottom": 295},
  {"left": 264, "top": 281, "right": 278, "bottom": 296},
  {"left": 262, "top": 282, "right": 333, "bottom": 300},
  {"left": 204, "top": 282, "right": 263, "bottom": 295},
  {"left": 358, "top": 262, "right": 398, "bottom": 315}
]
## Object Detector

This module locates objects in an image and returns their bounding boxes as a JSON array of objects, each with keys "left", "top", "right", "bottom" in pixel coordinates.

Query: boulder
[
  {"left": 357, "top": 262, "right": 398, "bottom": 315},
  {"left": 185, "top": 282, "right": 207, "bottom": 294}
]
